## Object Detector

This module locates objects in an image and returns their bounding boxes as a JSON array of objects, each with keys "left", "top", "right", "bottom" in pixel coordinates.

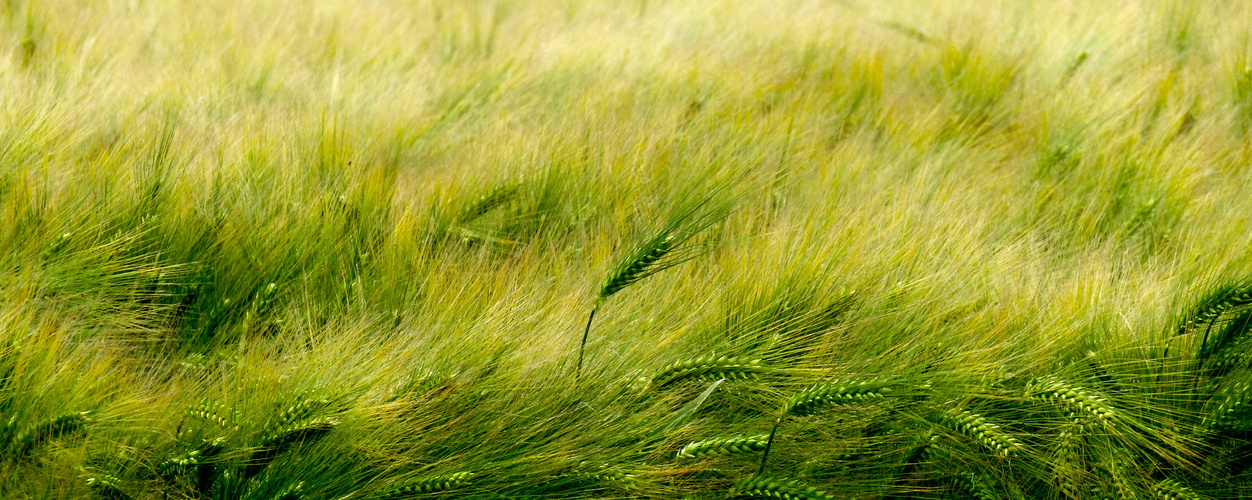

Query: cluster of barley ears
[
  {"left": 154, "top": 391, "right": 342, "bottom": 498},
  {"left": 10, "top": 0, "right": 1252, "bottom": 498}
]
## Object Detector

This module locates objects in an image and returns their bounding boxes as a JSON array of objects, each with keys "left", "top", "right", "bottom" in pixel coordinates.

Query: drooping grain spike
[
  {"left": 598, "top": 233, "right": 677, "bottom": 300},
  {"left": 958, "top": 472, "right": 1000, "bottom": 500},
  {"left": 158, "top": 436, "right": 227, "bottom": 481},
  {"left": 1178, "top": 281, "right": 1252, "bottom": 361},
  {"left": 941, "top": 408, "right": 1024, "bottom": 457},
  {"left": 563, "top": 463, "right": 639, "bottom": 488},
  {"left": 11, "top": 411, "right": 89, "bottom": 457},
  {"left": 785, "top": 379, "right": 894, "bottom": 416},
  {"left": 1153, "top": 479, "right": 1206, "bottom": 500},
  {"left": 677, "top": 434, "right": 769, "bottom": 458},
  {"left": 372, "top": 471, "right": 475, "bottom": 499},
  {"left": 1205, "top": 380, "right": 1252, "bottom": 432},
  {"left": 84, "top": 471, "right": 132, "bottom": 500},
  {"left": 1026, "top": 377, "right": 1120, "bottom": 428},
  {"left": 454, "top": 182, "right": 519, "bottom": 225},
  {"left": 728, "top": 476, "right": 835, "bottom": 500},
  {"left": 651, "top": 356, "right": 766, "bottom": 389},
  {"left": 266, "top": 391, "right": 333, "bottom": 430},
  {"left": 244, "top": 417, "right": 338, "bottom": 479},
  {"left": 186, "top": 399, "right": 237, "bottom": 430},
  {"left": 272, "top": 481, "right": 306, "bottom": 500}
]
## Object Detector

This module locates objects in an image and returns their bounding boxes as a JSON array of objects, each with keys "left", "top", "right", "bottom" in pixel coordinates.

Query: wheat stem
[
  {"left": 576, "top": 304, "right": 597, "bottom": 380},
  {"left": 756, "top": 408, "right": 786, "bottom": 477}
]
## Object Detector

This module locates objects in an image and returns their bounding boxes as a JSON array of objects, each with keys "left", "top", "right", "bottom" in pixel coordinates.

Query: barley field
[{"left": 4, "top": 0, "right": 1252, "bottom": 498}]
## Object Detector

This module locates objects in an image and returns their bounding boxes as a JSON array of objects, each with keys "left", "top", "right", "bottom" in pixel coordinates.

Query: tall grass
[{"left": 4, "top": 0, "right": 1252, "bottom": 498}]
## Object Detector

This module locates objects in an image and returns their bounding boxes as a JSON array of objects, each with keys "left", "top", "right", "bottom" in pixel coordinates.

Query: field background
[{"left": 4, "top": 0, "right": 1252, "bottom": 498}]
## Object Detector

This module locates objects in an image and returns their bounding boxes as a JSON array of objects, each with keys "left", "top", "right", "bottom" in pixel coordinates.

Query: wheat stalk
[
  {"left": 390, "top": 369, "right": 452, "bottom": 400},
  {"left": 1093, "top": 447, "right": 1140, "bottom": 500},
  {"left": 448, "top": 182, "right": 521, "bottom": 244},
  {"left": 266, "top": 392, "right": 333, "bottom": 429},
  {"left": 577, "top": 231, "right": 679, "bottom": 379},
  {"left": 1052, "top": 423, "right": 1085, "bottom": 499},
  {"left": 678, "top": 434, "right": 769, "bottom": 458},
  {"left": 257, "top": 417, "right": 338, "bottom": 451},
  {"left": 0, "top": 413, "right": 16, "bottom": 450}
]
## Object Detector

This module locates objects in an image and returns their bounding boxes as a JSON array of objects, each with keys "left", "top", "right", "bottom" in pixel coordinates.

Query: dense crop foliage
[{"left": 4, "top": 0, "right": 1252, "bottom": 498}]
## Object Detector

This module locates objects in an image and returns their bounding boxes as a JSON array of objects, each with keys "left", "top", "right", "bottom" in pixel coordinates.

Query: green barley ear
[
  {"left": 266, "top": 391, "right": 334, "bottom": 429},
  {"left": 454, "top": 182, "right": 519, "bottom": 226},
  {"left": 678, "top": 434, "right": 769, "bottom": 458},
  {"left": 1092, "top": 446, "right": 1140, "bottom": 500},
  {"left": 650, "top": 356, "right": 766, "bottom": 389},
  {"left": 594, "top": 186, "right": 733, "bottom": 301},
  {"left": 186, "top": 399, "right": 240, "bottom": 431},
  {"left": 0, "top": 413, "right": 16, "bottom": 450},
  {"left": 1026, "top": 376, "right": 1120, "bottom": 427},
  {"left": 1176, "top": 280, "right": 1252, "bottom": 363},
  {"left": 272, "top": 481, "right": 306, "bottom": 500},
  {"left": 597, "top": 232, "right": 678, "bottom": 301},
  {"left": 785, "top": 379, "right": 895, "bottom": 416},
  {"left": 1205, "top": 333, "right": 1252, "bottom": 376},
  {"left": 389, "top": 369, "right": 452, "bottom": 400},
  {"left": 956, "top": 472, "right": 1000, "bottom": 500},
  {"left": 257, "top": 416, "right": 338, "bottom": 453},
  {"left": 372, "top": 471, "right": 474, "bottom": 498},
  {"left": 84, "top": 470, "right": 132, "bottom": 500},
  {"left": 158, "top": 436, "right": 227, "bottom": 488},
  {"left": 939, "top": 408, "right": 1024, "bottom": 457},
  {"left": 1153, "top": 479, "right": 1206, "bottom": 500},
  {"left": 11, "top": 411, "right": 89, "bottom": 458},
  {"left": 728, "top": 476, "right": 833, "bottom": 500},
  {"left": 757, "top": 378, "right": 897, "bottom": 475},
  {"left": 576, "top": 189, "right": 736, "bottom": 378},
  {"left": 448, "top": 181, "right": 521, "bottom": 243},
  {"left": 1201, "top": 311, "right": 1252, "bottom": 375},
  {"left": 563, "top": 463, "right": 639, "bottom": 489},
  {"left": 244, "top": 416, "right": 338, "bottom": 479},
  {"left": 1052, "top": 423, "right": 1085, "bottom": 499},
  {"left": 1204, "top": 380, "right": 1252, "bottom": 432}
]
